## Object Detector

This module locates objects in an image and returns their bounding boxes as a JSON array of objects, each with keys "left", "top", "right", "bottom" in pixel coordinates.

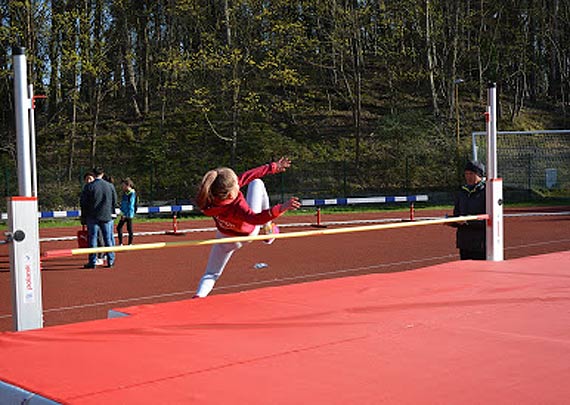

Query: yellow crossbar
[{"left": 43, "top": 215, "right": 488, "bottom": 259}]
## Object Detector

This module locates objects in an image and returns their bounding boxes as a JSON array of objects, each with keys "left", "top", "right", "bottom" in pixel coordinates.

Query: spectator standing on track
[
  {"left": 449, "top": 160, "right": 487, "bottom": 260},
  {"left": 117, "top": 177, "right": 137, "bottom": 246},
  {"left": 193, "top": 157, "right": 301, "bottom": 298},
  {"left": 80, "top": 166, "right": 118, "bottom": 269},
  {"left": 81, "top": 172, "right": 106, "bottom": 266}
]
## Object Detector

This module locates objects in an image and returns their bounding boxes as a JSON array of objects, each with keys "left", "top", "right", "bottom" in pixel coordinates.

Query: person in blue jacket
[{"left": 117, "top": 177, "right": 137, "bottom": 246}]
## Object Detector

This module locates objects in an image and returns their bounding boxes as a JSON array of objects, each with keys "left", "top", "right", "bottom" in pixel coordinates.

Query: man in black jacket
[
  {"left": 80, "top": 167, "right": 118, "bottom": 268},
  {"left": 450, "top": 161, "right": 487, "bottom": 260}
]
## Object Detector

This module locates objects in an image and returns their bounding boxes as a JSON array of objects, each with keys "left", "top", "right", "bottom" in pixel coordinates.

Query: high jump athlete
[{"left": 194, "top": 157, "right": 301, "bottom": 297}]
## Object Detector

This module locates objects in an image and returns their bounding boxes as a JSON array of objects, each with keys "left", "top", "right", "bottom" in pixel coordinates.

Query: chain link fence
[{"left": 472, "top": 130, "right": 570, "bottom": 198}]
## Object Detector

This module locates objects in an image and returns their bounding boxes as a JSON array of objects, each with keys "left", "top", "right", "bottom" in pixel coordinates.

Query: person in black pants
[
  {"left": 449, "top": 160, "right": 487, "bottom": 260},
  {"left": 117, "top": 177, "right": 137, "bottom": 245}
]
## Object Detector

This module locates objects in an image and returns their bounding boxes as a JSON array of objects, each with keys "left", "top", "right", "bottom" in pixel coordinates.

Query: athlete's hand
[
  {"left": 281, "top": 197, "right": 301, "bottom": 212},
  {"left": 275, "top": 157, "right": 292, "bottom": 173}
]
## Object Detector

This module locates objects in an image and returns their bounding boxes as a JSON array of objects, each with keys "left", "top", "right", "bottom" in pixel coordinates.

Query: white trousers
[{"left": 194, "top": 179, "right": 270, "bottom": 297}]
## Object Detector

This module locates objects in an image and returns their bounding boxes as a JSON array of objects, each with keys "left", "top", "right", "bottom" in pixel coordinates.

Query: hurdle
[
  {"left": 3, "top": 205, "right": 194, "bottom": 243},
  {"left": 301, "top": 195, "right": 429, "bottom": 226},
  {"left": 43, "top": 214, "right": 487, "bottom": 259},
  {"left": 1, "top": 204, "right": 195, "bottom": 221}
]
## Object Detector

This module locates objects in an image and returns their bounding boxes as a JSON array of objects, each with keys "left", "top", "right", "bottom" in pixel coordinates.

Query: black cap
[
  {"left": 465, "top": 160, "right": 485, "bottom": 177},
  {"left": 12, "top": 46, "right": 26, "bottom": 55}
]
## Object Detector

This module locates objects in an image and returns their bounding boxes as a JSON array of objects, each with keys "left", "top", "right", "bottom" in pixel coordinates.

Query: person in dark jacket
[
  {"left": 80, "top": 167, "right": 118, "bottom": 268},
  {"left": 81, "top": 171, "right": 106, "bottom": 265},
  {"left": 449, "top": 160, "right": 487, "bottom": 260}
]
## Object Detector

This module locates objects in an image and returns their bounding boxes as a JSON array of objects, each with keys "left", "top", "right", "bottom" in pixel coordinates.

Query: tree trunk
[
  {"left": 140, "top": 3, "right": 150, "bottom": 115},
  {"left": 90, "top": 84, "right": 102, "bottom": 166},
  {"left": 224, "top": 0, "right": 232, "bottom": 47},
  {"left": 231, "top": 60, "right": 239, "bottom": 167},
  {"left": 67, "top": 94, "right": 77, "bottom": 182},
  {"left": 351, "top": 0, "right": 363, "bottom": 168},
  {"left": 121, "top": 8, "right": 142, "bottom": 118},
  {"left": 48, "top": 1, "right": 63, "bottom": 117},
  {"left": 124, "top": 49, "right": 142, "bottom": 118},
  {"left": 425, "top": 0, "right": 440, "bottom": 116},
  {"left": 449, "top": 4, "right": 460, "bottom": 119}
]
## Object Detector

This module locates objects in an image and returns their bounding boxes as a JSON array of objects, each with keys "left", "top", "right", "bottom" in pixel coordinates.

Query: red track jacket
[{"left": 202, "top": 163, "right": 284, "bottom": 236}]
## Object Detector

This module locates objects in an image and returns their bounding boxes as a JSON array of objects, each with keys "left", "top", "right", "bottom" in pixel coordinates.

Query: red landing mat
[{"left": 1, "top": 251, "right": 569, "bottom": 404}]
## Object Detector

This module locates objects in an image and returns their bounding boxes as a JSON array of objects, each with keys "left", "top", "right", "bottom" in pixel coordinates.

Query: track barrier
[
  {"left": 304, "top": 195, "right": 428, "bottom": 227},
  {"left": 300, "top": 195, "right": 428, "bottom": 206},
  {"left": 313, "top": 208, "right": 326, "bottom": 228},
  {"left": 1, "top": 205, "right": 194, "bottom": 220},
  {"left": 166, "top": 213, "right": 181, "bottom": 235},
  {"left": 43, "top": 214, "right": 488, "bottom": 259}
]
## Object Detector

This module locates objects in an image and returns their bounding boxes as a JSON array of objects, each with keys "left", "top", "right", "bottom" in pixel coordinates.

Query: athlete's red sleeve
[{"left": 237, "top": 163, "right": 278, "bottom": 187}]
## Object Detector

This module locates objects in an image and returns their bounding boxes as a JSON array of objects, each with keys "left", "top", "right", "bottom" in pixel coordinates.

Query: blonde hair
[{"left": 196, "top": 167, "right": 238, "bottom": 210}]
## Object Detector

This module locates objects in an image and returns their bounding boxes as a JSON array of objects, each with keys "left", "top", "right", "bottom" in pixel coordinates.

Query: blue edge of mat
[{"left": 0, "top": 380, "right": 60, "bottom": 405}]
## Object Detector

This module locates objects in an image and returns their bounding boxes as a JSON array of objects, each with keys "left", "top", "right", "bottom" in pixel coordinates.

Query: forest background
[{"left": 1, "top": 0, "right": 569, "bottom": 211}]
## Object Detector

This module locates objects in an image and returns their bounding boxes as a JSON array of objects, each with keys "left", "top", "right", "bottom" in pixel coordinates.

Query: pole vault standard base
[
  {"left": 486, "top": 178, "right": 504, "bottom": 261},
  {"left": 485, "top": 83, "right": 504, "bottom": 261},
  {"left": 8, "top": 197, "right": 43, "bottom": 331}
]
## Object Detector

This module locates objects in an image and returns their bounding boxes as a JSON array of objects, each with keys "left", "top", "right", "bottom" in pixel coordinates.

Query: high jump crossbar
[{"left": 43, "top": 214, "right": 488, "bottom": 259}]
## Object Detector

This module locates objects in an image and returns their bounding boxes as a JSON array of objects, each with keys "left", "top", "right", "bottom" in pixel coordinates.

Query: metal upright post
[
  {"left": 29, "top": 84, "right": 39, "bottom": 197},
  {"left": 485, "top": 83, "right": 504, "bottom": 261},
  {"left": 10, "top": 47, "right": 43, "bottom": 330},
  {"left": 454, "top": 78, "right": 464, "bottom": 183},
  {"left": 13, "top": 47, "right": 33, "bottom": 197}
]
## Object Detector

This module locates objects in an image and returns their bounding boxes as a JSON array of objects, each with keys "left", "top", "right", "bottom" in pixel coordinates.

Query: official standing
[{"left": 450, "top": 160, "right": 487, "bottom": 260}]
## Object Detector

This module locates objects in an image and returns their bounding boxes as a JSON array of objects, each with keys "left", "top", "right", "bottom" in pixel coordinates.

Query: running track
[{"left": 1, "top": 208, "right": 569, "bottom": 332}]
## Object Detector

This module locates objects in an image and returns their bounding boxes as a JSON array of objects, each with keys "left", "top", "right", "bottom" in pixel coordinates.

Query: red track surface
[{"left": 1, "top": 208, "right": 570, "bottom": 332}]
